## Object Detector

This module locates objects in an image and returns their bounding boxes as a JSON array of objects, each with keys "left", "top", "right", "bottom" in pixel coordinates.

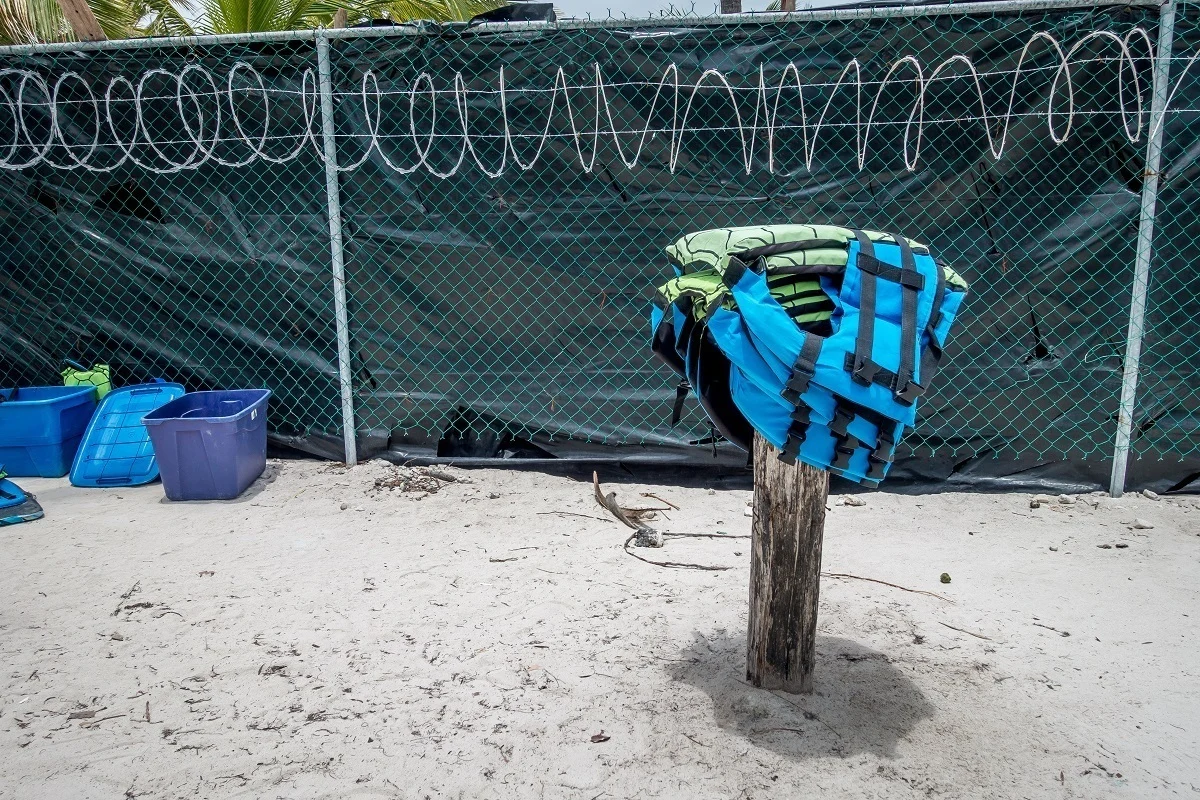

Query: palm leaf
[
  {"left": 199, "top": 0, "right": 286, "bottom": 33},
  {"left": 88, "top": 0, "right": 141, "bottom": 38},
  {"left": 0, "top": 0, "right": 193, "bottom": 43},
  {"left": 386, "top": 0, "right": 503, "bottom": 22},
  {"left": 0, "top": 0, "right": 66, "bottom": 44},
  {"left": 132, "top": 0, "right": 196, "bottom": 35}
]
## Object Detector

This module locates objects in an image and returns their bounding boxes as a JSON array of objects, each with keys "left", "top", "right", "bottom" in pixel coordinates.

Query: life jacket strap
[
  {"left": 841, "top": 352, "right": 927, "bottom": 405},
  {"left": 780, "top": 408, "right": 813, "bottom": 464},
  {"left": 891, "top": 233, "right": 921, "bottom": 404},
  {"left": 851, "top": 356, "right": 886, "bottom": 388},
  {"left": 866, "top": 448, "right": 894, "bottom": 481},
  {"left": 781, "top": 334, "right": 823, "bottom": 405},
  {"left": 850, "top": 230, "right": 878, "bottom": 388},
  {"left": 830, "top": 435, "right": 861, "bottom": 471},
  {"left": 670, "top": 380, "right": 690, "bottom": 427},
  {"left": 856, "top": 252, "right": 926, "bottom": 291}
]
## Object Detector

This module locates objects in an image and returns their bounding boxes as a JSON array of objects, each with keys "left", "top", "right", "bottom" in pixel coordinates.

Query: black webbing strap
[
  {"left": 841, "top": 352, "right": 903, "bottom": 391},
  {"left": 909, "top": 258, "right": 951, "bottom": 403},
  {"left": 865, "top": 448, "right": 894, "bottom": 481},
  {"left": 781, "top": 334, "right": 823, "bottom": 405},
  {"left": 830, "top": 434, "right": 861, "bottom": 471},
  {"left": 732, "top": 238, "right": 843, "bottom": 261},
  {"left": 721, "top": 254, "right": 753, "bottom": 286},
  {"left": 828, "top": 405, "right": 855, "bottom": 438},
  {"left": 670, "top": 380, "right": 689, "bottom": 426},
  {"left": 856, "top": 253, "right": 925, "bottom": 290},
  {"left": 850, "top": 230, "right": 880, "bottom": 388},
  {"left": 891, "top": 233, "right": 920, "bottom": 405},
  {"left": 780, "top": 405, "right": 813, "bottom": 465},
  {"left": 824, "top": 397, "right": 901, "bottom": 446}
]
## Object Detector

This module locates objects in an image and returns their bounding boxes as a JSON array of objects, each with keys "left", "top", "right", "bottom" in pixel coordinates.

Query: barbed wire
[{"left": 0, "top": 27, "right": 1195, "bottom": 176}]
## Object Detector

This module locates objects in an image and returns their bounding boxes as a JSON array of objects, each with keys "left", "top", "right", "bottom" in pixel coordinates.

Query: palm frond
[
  {"left": 0, "top": 0, "right": 67, "bottom": 44},
  {"left": 0, "top": 0, "right": 194, "bottom": 43},
  {"left": 0, "top": 0, "right": 508, "bottom": 41},
  {"left": 199, "top": 0, "right": 288, "bottom": 33},
  {"left": 386, "top": 0, "right": 502, "bottom": 22},
  {"left": 131, "top": 0, "right": 196, "bottom": 35},
  {"left": 304, "top": 0, "right": 392, "bottom": 25},
  {"left": 88, "top": 0, "right": 141, "bottom": 38}
]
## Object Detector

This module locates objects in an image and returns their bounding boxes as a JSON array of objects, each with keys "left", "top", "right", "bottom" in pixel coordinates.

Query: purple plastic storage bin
[
  {"left": 0, "top": 385, "right": 98, "bottom": 477},
  {"left": 142, "top": 390, "right": 270, "bottom": 501}
]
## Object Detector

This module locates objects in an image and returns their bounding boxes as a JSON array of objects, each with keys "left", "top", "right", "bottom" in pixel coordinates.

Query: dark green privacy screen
[{"left": 0, "top": 1, "right": 1197, "bottom": 490}]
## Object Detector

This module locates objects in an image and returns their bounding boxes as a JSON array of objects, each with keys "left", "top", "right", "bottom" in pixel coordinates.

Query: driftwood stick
[{"left": 821, "top": 572, "right": 954, "bottom": 602}]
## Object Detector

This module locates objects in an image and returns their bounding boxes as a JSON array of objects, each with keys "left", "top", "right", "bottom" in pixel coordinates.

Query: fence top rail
[{"left": 0, "top": 0, "right": 1159, "bottom": 58}]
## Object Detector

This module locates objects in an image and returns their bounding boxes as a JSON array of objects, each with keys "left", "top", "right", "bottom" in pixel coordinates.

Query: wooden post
[
  {"left": 720, "top": 0, "right": 741, "bottom": 13},
  {"left": 55, "top": 0, "right": 106, "bottom": 41},
  {"left": 332, "top": 8, "right": 348, "bottom": 28},
  {"left": 780, "top": 0, "right": 796, "bottom": 11},
  {"left": 746, "top": 432, "right": 829, "bottom": 694}
]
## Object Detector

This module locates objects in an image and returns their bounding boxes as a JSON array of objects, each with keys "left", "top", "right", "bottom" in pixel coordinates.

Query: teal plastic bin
[{"left": 0, "top": 386, "right": 98, "bottom": 477}]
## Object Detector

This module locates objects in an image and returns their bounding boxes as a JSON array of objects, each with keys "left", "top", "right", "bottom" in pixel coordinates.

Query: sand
[{"left": 1, "top": 460, "right": 1198, "bottom": 799}]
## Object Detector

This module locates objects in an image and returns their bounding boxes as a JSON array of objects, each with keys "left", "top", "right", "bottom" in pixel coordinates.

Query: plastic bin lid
[{"left": 70, "top": 382, "right": 186, "bottom": 488}]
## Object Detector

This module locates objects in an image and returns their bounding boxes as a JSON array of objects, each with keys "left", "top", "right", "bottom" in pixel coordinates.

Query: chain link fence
[
  {"left": 1128, "top": 0, "right": 1199, "bottom": 472},
  {"left": 0, "top": 0, "right": 1195, "bottom": 491}
]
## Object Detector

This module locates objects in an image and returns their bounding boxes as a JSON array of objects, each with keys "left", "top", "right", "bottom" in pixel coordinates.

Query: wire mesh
[
  {"left": 327, "top": 4, "right": 1162, "bottom": 463},
  {"left": 0, "top": 1, "right": 1194, "bottom": 480},
  {"left": 0, "top": 39, "right": 346, "bottom": 445},
  {"left": 1130, "top": 1, "right": 1200, "bottom": 468}
]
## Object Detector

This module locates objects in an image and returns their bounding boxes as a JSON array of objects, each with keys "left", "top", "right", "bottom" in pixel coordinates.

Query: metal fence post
[
  {"left": 316, "top": 29, "right": 359, "bottom": 467},
  {"left": 1109, "top": 0, "right": 1178, "bottom": 497}
]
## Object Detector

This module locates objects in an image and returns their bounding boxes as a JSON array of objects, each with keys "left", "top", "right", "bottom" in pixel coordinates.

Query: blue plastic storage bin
[
  {"left": 142, "top": 390, "right": 271, "bottom": 501},
  {"left": 70, "top": 382, "right": 186, "bottom": 488},
  {"left": 0, "top": 386, "right": 98, "bottom": 477}
]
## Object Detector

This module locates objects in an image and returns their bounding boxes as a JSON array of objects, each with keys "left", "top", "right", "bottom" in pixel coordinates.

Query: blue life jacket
[{"left": 650, "top": 225, "right": 968, "bottom": 486}]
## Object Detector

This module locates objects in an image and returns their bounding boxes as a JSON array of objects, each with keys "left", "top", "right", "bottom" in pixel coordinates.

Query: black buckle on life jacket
[
  {"left": 830, "top": 436, "right": 860, "bottom": 471},
  {"left": 782, "top": 369, "right": 813, "bottom": 405},
  {"left": 895, "top": 379, "right": 926, "bottom": 406},
  {"left": 781, "top": 418, "right": 810, "bottom": 464},
  {"left": 876, "top": 421, "right": 900, "bottom": 450},
  {"left": 790, "top": 404, "right": 811, "bottom": 426},
  {"left": 851, "top": 357, "right": 882, "bottom": 387},
  {"left": 865, "top": 448, "right": 894, "bottom": 482},
  {"left": 829, "top": 406, "right": 855, "bottom": 438},
  {"left": 779, "top": 438, "right": 800, "bottom": 465}
]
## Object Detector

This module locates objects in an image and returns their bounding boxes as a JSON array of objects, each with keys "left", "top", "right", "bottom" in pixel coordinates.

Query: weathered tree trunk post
[
  {"left": 746, "top": 432, "right": 829, "bottom": 693},
  {"left": 720, "top": 0, "right": 742, "bottom": 14},
  {"left": 54, "top": 0, "right": 106, "bottom": 42}
]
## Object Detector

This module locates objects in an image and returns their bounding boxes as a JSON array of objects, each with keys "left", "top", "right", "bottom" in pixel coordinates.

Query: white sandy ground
[{"left": 1, "top": 460, "right": 1199, "bottom": 800}]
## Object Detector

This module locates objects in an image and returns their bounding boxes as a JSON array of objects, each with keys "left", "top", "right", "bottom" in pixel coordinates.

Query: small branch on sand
[
  {"left": 112, "top": 581, "right": 141, "bottom": 617},
  {"left": 938, "top": 621, "right": 992, "bottom": 640},
  {"left": 622, "top": 533, "right": 731, "bottom": 571},
  {"left": 665, "top": 532, "right": 750, "bottom": 540},
  {"left": 535, "top": 511, "right": 613, "bottom": 523},
  {"left": 640, "top": 492, "right": 680, "bottom": 510},
  {"left": 821, "top": 572, "right": 954, "bottom": 602}
]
